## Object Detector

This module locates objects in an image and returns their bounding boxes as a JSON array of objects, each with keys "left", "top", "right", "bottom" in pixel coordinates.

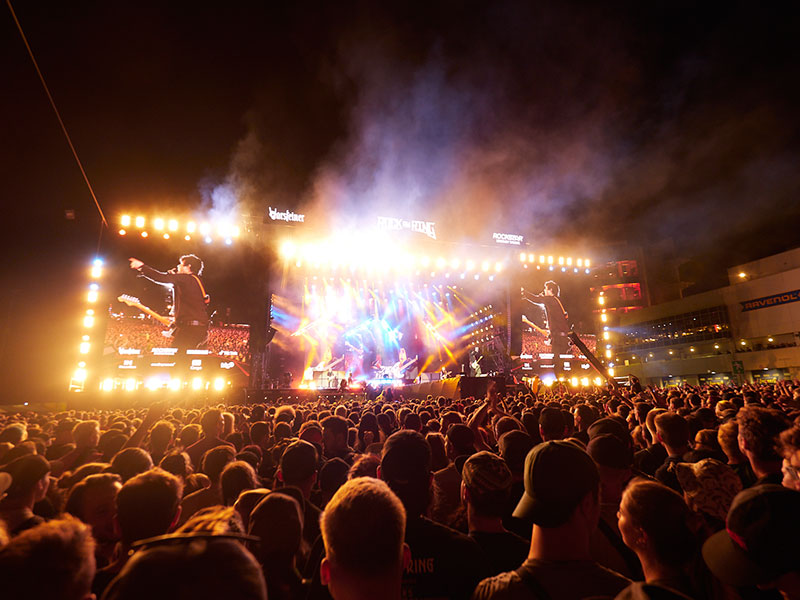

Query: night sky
[{"left": 2, "top": 1, "right": 799, "bottom": 402}]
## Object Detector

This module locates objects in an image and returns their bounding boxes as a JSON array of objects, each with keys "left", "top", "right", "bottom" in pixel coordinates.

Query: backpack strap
[{"left": 514, "top": 566, "right": 552, "bottom": 600}]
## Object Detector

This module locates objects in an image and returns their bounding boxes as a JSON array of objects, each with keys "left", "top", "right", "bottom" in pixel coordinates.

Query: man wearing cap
[
  {"left": 0, "top": 454, "right": 51, "bottom": 536},
  {"left": 703, "top": 485, "right": 800, "bottom": 599},
  {"left": 472, "top": 441, "right": 630, "bottom": 600},
  {"left": 380, "top": 430, "right": 488, "bottom": 600},
  {"left": 462, "top": 451, "right": 528, "bottom": 576}
]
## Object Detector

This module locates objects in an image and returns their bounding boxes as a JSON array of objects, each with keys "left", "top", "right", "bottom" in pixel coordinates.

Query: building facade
[{"left": 608, "top": 248, "right": 800, "bottom": 385}]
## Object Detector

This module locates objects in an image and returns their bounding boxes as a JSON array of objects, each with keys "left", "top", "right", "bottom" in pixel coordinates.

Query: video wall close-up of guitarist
[{"left": 102, "top": 241, "right": 255, "bottom": 370}]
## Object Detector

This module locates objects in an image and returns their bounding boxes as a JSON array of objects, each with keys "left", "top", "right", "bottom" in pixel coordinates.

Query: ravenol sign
[{"left": 741, "top": 290, "right": 800, "bottom": 312}]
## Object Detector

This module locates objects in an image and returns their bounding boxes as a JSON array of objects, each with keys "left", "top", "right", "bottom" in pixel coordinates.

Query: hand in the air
[{"left": 129, "top": 258, "right": 144, "bottom": 269}]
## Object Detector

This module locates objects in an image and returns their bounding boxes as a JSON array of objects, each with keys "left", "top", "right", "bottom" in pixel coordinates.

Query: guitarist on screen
[
  {"left": 522, "top": 280, "right": 572, "bottom": 376},
  {"left": 128, "top": 254, "right": 210, "bottom": 350}
]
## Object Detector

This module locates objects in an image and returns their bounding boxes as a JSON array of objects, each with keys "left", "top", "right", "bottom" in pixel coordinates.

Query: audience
[{"left": 0, "top": 378, "right": 798, "bottom": 600}]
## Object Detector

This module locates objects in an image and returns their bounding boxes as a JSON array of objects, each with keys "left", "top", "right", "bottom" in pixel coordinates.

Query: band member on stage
[
  {"left": 522, "top": 280, "right": 572, "bottom": 375},
  {"left": 129, "top": 254, "right": 209, "bottom": 350}
]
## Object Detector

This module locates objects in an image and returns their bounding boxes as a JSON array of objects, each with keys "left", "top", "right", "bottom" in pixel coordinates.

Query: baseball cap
[
  {"left": 0, "top": 454, "right": 50, "bottom": 498},
  {"left": 513, "top": 440, "right": 599, "bottom": 527},
  {"left": 445, "top": 424, "right": 475, "bottom": 457},
  {"left": 702, "top": 484, "right": 800, "bottom": 586},
  {"left": 674, "top": 458, "right": 741, "bottom": 523},
  {"left": 587, "top": 434, "right": 633, "bottom": 469},
  {"left": 462, "top": 451, "right": 512, "bottom": 495}
]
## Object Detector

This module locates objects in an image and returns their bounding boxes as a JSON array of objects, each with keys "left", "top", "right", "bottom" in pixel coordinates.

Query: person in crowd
[
  {"left": 322, "top": 415, "right": 355, "bottom": 464},
  {"left": 654, "top": 412, "right": 692, "bottom": 492},
  {"left": 277, "top": 439, "right": 322, "bottom": 546},
  {"left": 473, "top": 440, "right": 631, "bottom": 600},
  {"left": 717, "top": 420, "right": 757, "bottom": 488},
  {"left": 0, "top": 515, "right": 96, "bottom": 600},
  {"left": 778, "top": 424, "right": 800, "bottom": 491},
  {"left": 179, "top": 444, "right": 236, "bottom": 524},
  {"left": 220, "top": 460, "right": 259, "bottom": 506},
  {"left": 185, "top": 408, "right": 234, "bottom": 469},
  {"left": 380, "top": 430, "right": 487, "bottom": 599},
  {"left": 702, "top": 484, "right": 800, "bottom": 600},
  {"left": 0, "top": 454, "right": 51, "bottom": 536},
  {"left": 586, "top": 433, "right": 644, "bottom": 580},
  {"left": 52, "top": 420, "right": 102, "bottom": 476},
  {"left": 65, "top": 472, "right": 123, "bottom": 567},
  {"left": 108, "top": 447, "right": 154, "bottom": 482},
  {"left": 318, "top": 457, "right": 350, "bottom": 508},
  {"left": 102, "top": 536, "right": 267, "bottom": 600},
  {"left": 93, "top": 467, "right": 182, "bottom": 597},
  {"left": 320, "top": 477, "right": 409, "bottom": 600},
  {"left": 674, "top": 458, "right": 742, "bottom": 535},
  {"left": 617, "top": 480, "right": 699, "bottom": 597},
  {"left": 431, "top": 423, "right": 475, "bottom": 528},
  {"left": 461, "top": 451, "right": 528, "bottom": 575},
  {"left": 539, "top": 407, "right": 568, "bottom": 441},
  {"left": 737, "top": 405, "right": 791, "bottom": 485},
  {"left": 249, "top": 491, "right": 309, "bottom": 600}
]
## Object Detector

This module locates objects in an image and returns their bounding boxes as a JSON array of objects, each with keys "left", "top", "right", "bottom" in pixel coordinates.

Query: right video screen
[{"left": 510, "top": 271, "right": 597, "bottom": 380}]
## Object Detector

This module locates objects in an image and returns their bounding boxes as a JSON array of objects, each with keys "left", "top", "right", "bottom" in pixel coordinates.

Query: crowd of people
[
  {"left": 104, "top": 317, "right": 250, "bottom": 362},
  {"left": 0, "top": 378, "right": 799, "bottom": 600},
  {"left": 521, "top": 333, "right": 597, "bottom": 359}
]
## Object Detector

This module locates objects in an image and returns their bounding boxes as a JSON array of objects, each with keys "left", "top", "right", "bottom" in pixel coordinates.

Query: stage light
[
  {"left": 519, "top": 252, "right": 526, "bottom": 262},
  {"left": 740, "top": 340, "right": 746, "bottom": 346},
  {"left": 450, "top": 258, "right": 460, "bottom": 269},
  {"left": 163, "top": 233, "right": 170, "bottom": 240},
  {"left": 605, "top": 349, "right": 612, "bottom": 358},
  {"left": 124, "top": 378, "right": 136, "bottom": 391},
  {"left": 87, "top": 290, "right": 98, "bottom": 303},
  {"left": 607, "top": 368, "right": 615, "bottom": 377},
  {"left": 768, "top": 336, "right": 774, "bottom": 342},
  {"left": 79, "top": 342, "right": 90, "bottom": 354},
  {"left": 192, "top": 377, "right": 203, "bottom": 390},
  {"left": 585, "top": 268, "right": 590, "bottom": 274},
  {"left": 593, "top": 377, "right": 603, "bottom": 386},
  {"left": 738, "top": 272, "right": 746, "bottom": 279},
  {"left": 577, "top": 259, "right": 583, "bottom": 267},
  {"left": 185, "top": 235, "right": 191, "bottom": 241},
  {"left": 121, "top": 215, "right": 131, "bottom": 227},
  {"left": 481, "top": 261, "right": 489, "bottom": 272},
  {"left": 145, "top": 377, "right": 160, "bottom": 391},
  {"left": 168, "top": 219, "right": 178, "bottom": 231},
  {"left": 199, "top": 223, "right": 210, "bottom": 235},
  {"left": 603, "top": 331, "right": 610, "bottom": 340},
  {"left": 141, "top": 231, "right": 148, "bottom": 238},
  {"left": 436, "top": 257, "right": 446, "bottom": 269},
  {"left": 90, "top": 263, "right": 102, "bottom": 279},
  {"left": 73, "top": 368, "right": 87, "bottom": 382},
  {"left": 135, "top": 216, "right": 145, "bottom": 228},
  {"left": 82, "top": 334, "right": 90, "bottom": 341},
  {"left": 101, "top": 378, "right": 114, "bottom": 392},
  {"left": 232, "top": 226, "right": 241, "bottom": 238},
  {"left": 154, "top": 218, "right": 164, "bottom": 231},
  {"left": 466, "top": 260, "right": 475, "bottom": 271},
  {"left": 83, "top": 315, "right": 95, "bottom": 328},
  {"left": 421, "top": 256, "right": 431, "bottom": 267},
  {"left": 205, "top": 236, "right": 212, "bottom": 244},
  {"left": 225, "top": 238, "right": 232, "bottom": 245},
  {"left": 549, "top": 266, "right": 554, "bottom": 271},
  {"left": 600, "top": 314, "right": 607, "bottom": 323},
  {"left": 558, "top": 257, "right": 564, "bottom": 265},
  {"left": 213, "top": 377, "right": 225, "bottom": 391},
  {"left": 547, "top": 256, "right": 554, "bottom": 264},
  {"left": 119, "top": 229, "right": 126, "bottom": 236},
  {"left": 571, "top": 377, "right": 579, "bottom": 387},
  {"left": 598, "top": 296, "right": 605, "bottom": 305},
  {"left": 169, "top": 378, "right": 181, "bottom": 391},
  {"left": 494, "top": 262, "right": 503, "bottom": 272},
  {"left": 668, "top": 350, "right": 674, "bottom": 355},
  {"left": 474, "top": 274, "right": 480, "bottom": 280},
  {"left": 566, "top": 257, "right": 572, "bottom": 266},
  {"left": 280, "top": 240, "right": 296, "bottom": 259},
  {"left": 561, "top": 267, "right": 566, "bottom": 272},
  {"left": 187, "top": 221, "right": 197, "bottom": 233},
  {"left": 585, "top": 259, "right": 590, "bottom": 267},
  {"left": 460, "top": 273, "right": 466, "bottom": 279}
]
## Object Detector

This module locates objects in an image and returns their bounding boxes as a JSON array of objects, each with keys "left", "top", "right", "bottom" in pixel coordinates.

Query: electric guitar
[
  {"left": 117, "top": 295, "right": 173, "bottom": 328},
  {"left": 522, "top": 315, "right": 550, "bottom": 339}
]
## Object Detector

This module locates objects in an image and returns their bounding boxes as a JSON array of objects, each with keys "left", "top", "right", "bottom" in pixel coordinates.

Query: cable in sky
[{"left": 6, "top": 0, "right": 109, "bottom": 232}]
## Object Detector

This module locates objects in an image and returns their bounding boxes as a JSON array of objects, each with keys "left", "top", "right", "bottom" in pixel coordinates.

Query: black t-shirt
[
  {"left": 634, "top": 444, "right": 667, "bottom": 477},
  {"left": 138, "top": 266, "right": 208, "bottom": 325},
  {"left": 404, "top": 516, "right": 490, "bottom": 600},
  {"left": 469, "top": 531, "right": 529, "bottom": 576}
]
